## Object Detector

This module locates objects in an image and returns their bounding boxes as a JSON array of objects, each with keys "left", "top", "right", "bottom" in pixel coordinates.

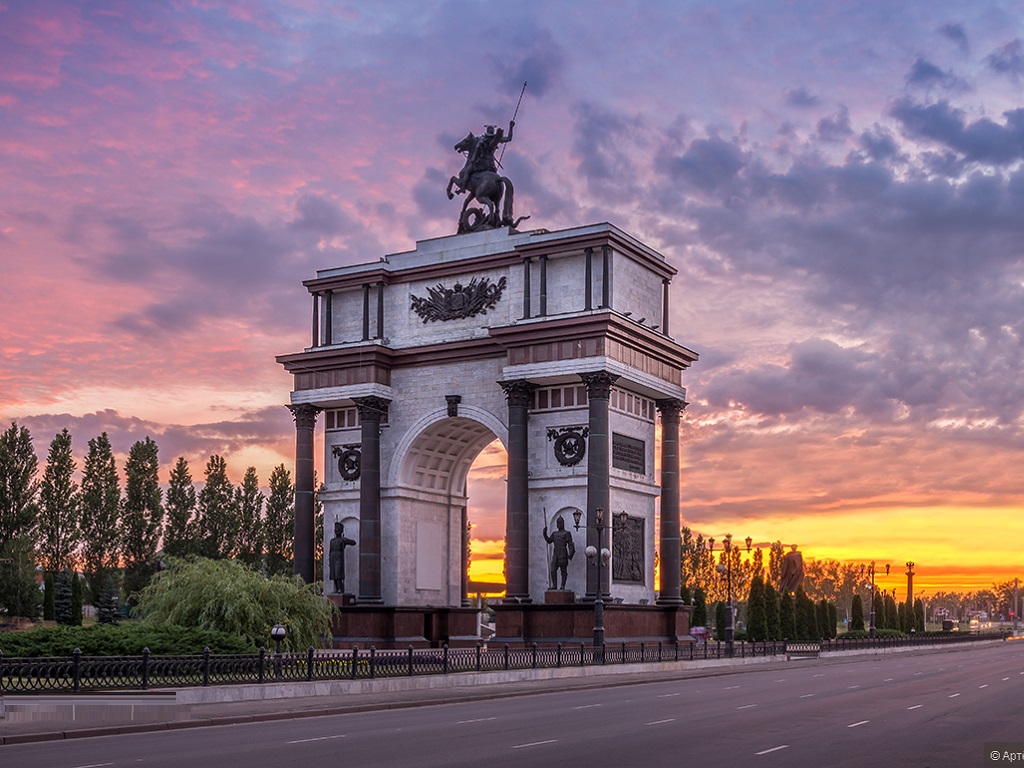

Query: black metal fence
[{"left": 0, "top": 631, "right": 1002, "bottom": 695}]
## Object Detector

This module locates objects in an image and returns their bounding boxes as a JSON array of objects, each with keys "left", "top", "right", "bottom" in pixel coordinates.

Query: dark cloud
[
  {"left": 859, "top": 124, "right": 901, "bottom": 161},
  {"left": 905, "top": 57, "right": 968, "bottom": 92},
  {"left": 783, "top": 86, "right": 820, "bottom": 108},
  {"left": 288, "top": 194, "right": 349, "bottom": 235},
  {"left": 816, "top": 106, "right": 853, "bottom": 142},
  {"left": 985, "top": 39, "right": 1024, "bottom": 79},
  {"left": 489, "top": 27, "right": 565, "bottom": 98},
  {"left": 889, "top": 98, "right": 1024, "bottom": 164},
  {"left": 666, "top": 136, "right": 747, "bottom": 194},
  {"left": 938, "top": 23, "right": 969, "bottom": 54},
  {"left": 570, "top": 102, "right": 645, "bottom": 190}
]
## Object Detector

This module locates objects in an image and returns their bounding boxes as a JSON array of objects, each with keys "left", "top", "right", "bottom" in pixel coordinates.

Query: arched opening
[{"left": 466, "top": 438, "right": 507, "bottom": 596}]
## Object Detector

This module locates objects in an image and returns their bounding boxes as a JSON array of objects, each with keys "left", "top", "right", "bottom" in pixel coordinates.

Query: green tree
[
  {"left": 54, "top": 570, "right": 73, "bottom": 625},
  {"left": 133, "top": 557, "right": 335, "bottom": 650},
  {"left": 779, "top": 590, "right": 795, "bottom": 640},
  {"left": 264, "top": 464, "right": 294, "bottom": 576},
  {"left": 79, "top": 432, "right": 121, "bottom": 602},
  {"left": 163, "top": 456, "right": 197, "bottom": 557},
  {"left": 236, "top": 466, "right": 264, "bottom": 569},
  {"left": 96, "top": 578, "right": 121, "bottom": 625},
  {"left": 828, "top": 601, "right": 838, "bottom": 639},
  {"left": 764, "top": 582, "right": 781, "bottom": 641},
  {"left": 37, "top": 429, "right": 80, "bottom": 574},
  {"left": 794, "top": 586, "right": 818, "bottom": 641},
  {"left": 0, "top": 422, "right": 40, "bottom": 548},
  {"left": 914, "top": 597, "right": 925, "bottom": 632},
  {"left": 122, "top": 438, "right": 163, "bottom": 599},
  {"left": 816, "top": 599, "right": 829, "bottom": 639},
  {"left": 0, "top": 537, "right": 42, "bottom": 619},
  {"left": 692, "top": 586, "right": 707, "bottom": 627},
  {"left": 884, "top": 593, "right": 898, "bottom": 631},
  {"left": 851, "top": 594, "right": 865, "bottom": 631},
  {"left": 746, "top": 574, "right": 768, "bottom": 642},
  {"left": 70, "top": 571, "right": 84, "bottom": 626},
  {"left": 43, "top": 571, "right": 55, "bottom": 620},
  {"left": 195, "top": 455, "right": 238, "bottom": 559},
  {"left": 714, "top": 600, "right": 727, "bottom": 640}
]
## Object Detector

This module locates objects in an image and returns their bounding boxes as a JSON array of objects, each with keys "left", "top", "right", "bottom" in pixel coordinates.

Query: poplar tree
[
  {"left": 0, "top": 421, "right": 39, "bottom": 547},
  {"left": 851, "top": 594, "right": 865, "bottom": 631},
  {"left": 779, "top": 590, "right": 796, "bottom": 640},
  {"left": 37, "top": 429, "right": 80, "bottom": 574},
  {"left": 264, "top": 464, "right": 294, "bottom": 576},
  {"left": 692, "top": 587, "right": 708, "bottom": 628},
  {"left": 163, "top": 457, "right": 197, "bottom": 557},
  {"left": 764, "top": 582, "right": 781, "bottom": 641},
  {"left": 235, "top": 466, "right": 264, "bottom": 568},
  {"left": 746, "top": 574, "right": 768, "bottom": 642},
  {"left": 79, "top": 432, "right": 122, "bottom": 602},
  {"left": 195, "top": 454, "right": 238, "bottom": 559},
  {"left": 121, "top": 437, "right": 163, "bottom": 599}
]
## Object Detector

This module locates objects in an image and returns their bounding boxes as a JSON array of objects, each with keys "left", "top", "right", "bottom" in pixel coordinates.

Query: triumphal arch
[{"left": 277, "top": 123, "right": 698, "bottom": 647}]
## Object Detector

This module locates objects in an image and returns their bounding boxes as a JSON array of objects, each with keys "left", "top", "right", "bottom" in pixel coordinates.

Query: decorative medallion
[
  {"left": 547, "top": 426, "right": 589, "bottom": 467},
  {"left": 332, "top": 444, "right": 361, "bottom": 481},
  {"left": 410, "top": 276, "right": 507, "bottom": 323}
]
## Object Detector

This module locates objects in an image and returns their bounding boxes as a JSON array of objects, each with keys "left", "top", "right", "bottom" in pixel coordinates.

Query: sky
[{"left": 2, "top": 0, "right": 1023, "bottom": 597}]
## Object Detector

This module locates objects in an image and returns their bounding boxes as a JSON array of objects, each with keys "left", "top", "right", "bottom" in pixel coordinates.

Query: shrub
[{"left": 0, "top": 623, "right": 253, "bottom": 657}]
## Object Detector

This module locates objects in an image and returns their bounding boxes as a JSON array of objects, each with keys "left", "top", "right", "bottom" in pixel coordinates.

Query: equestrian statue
[{"left": 446, "top": 121, "right": 530, "bottom": 234}]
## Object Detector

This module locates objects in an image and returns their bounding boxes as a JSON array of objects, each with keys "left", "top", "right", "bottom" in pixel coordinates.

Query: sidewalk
[{"left": 0, "top": 640, "right": 1002, "bottom": 746}]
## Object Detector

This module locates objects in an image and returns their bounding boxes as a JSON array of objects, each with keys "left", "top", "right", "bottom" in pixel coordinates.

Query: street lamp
[
  {"left": 866, "top": 562, "right": 890, "bottom": 637},
  {"left": 572, "top": 507, "right": 627, "bottom": 649},
  {"left": 270, "top": 623, "right": 287, "bottom": 678},
  {"left": 710, "top": 533, "right": 750, "bottom": 657}
]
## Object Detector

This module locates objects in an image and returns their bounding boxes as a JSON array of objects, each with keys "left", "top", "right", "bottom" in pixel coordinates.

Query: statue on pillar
[
  {"left": 445, "top": 121, "right": 529, "bottom": 234},
  {"left": 329, "top": 521, "right": 357, "bottom": 594},
  {"left": 779, "top": 544, "right": 805, "bottom": 593},
  {"left": 543, "top": 517, "right": 576, "bottom": 590}
]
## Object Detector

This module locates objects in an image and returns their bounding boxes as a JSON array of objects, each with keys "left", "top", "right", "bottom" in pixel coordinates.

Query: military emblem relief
[
  {"left": 409, "top": 276, "right": 507, "bottom": 323},
  {"left": 331, "top": 444, "right": 361, "bottom": 481},
  {"left": 547, "top": 426, "right": 588, "bottom": 467}
]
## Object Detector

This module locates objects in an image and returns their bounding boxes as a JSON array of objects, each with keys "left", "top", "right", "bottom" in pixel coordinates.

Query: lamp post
[
  {"left": 710, "top": 533, "right": 751, "bottom": 657},
  {"left": 866, "top": 562, "right": 890, "bottom": 637},
  {"left": 270, "top": 623, "right": 287, "bottom": 679},
  {"left": 572, "top": 507, "right": 627, "bottom": 649}
]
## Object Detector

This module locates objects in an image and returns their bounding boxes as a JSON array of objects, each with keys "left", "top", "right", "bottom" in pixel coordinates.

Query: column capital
[
  {"left": 580, "top": 371, "right": 619, "bottom": 400},
  {"left": 353, "top": 396, "right": 390, "bottom": 421},
  {"left": 288, "top": 403, "right": 322, "bottom": 430},
  {"left": 499, "top": 379, "right": 536, "bottom": 407},
  {"left": 656, "top": 398, "right": 688, "bottom": 422}
]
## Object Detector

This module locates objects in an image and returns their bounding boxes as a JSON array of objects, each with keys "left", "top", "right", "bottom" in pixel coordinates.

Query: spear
[{"left": 498, "top": 81, "right": 527, "bottom": 165}]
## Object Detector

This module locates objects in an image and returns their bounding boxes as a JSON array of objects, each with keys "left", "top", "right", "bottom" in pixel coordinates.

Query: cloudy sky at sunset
[{"left": 3, "top": 1, "right": 1023, "bottom": 596}]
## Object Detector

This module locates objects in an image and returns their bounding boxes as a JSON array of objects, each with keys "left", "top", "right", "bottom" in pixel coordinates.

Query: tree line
[{"left": 0, "top": 421, "right": 311, "bottom": 620}]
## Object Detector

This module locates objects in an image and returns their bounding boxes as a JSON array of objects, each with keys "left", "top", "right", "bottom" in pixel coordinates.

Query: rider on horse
[{"left": 452, "top": 121, "right": 514, "bottom": 195}]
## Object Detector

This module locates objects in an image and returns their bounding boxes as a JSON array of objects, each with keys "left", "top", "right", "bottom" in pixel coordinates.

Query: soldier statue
[
  {"left": 329, "top": 521, "right": 357, "bottom": 594},
  {"left": 543, "top": 517, "right": 576, "bottom": 591}
]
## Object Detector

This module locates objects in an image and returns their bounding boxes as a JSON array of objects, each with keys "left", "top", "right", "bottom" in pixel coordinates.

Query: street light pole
[{"left": 572, "top": 507, "right": 614, "bottom": 649}]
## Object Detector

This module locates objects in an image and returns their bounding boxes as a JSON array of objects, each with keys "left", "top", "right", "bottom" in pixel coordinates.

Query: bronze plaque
[{"left": 612, "top": 433, "right": 646, "bottom": 474}]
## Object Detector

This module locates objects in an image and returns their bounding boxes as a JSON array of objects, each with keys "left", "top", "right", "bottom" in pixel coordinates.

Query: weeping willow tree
[{"left": 133, "top": 557, "right": 336, "bottom": 650}]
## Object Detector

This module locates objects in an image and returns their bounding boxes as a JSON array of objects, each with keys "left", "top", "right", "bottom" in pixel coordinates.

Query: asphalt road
[{"left": 6, "top": 643, "right": 1024, "bottom": 768}]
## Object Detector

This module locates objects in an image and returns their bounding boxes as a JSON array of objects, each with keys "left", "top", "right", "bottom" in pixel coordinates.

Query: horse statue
[{"left": 446, "top": 125, "right": 529, "bottom": 234}]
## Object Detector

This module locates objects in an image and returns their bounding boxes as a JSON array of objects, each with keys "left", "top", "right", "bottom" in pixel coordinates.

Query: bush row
[{"left": 0, "top": 623, "right": 255, "bottom": 657}]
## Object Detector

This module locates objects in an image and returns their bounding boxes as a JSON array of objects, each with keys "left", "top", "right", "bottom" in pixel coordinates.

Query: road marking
[
  {"left": 907, "top": 705, "right": 923, "bottom": 710},
  {"left": 846, "top": 685, "right": 860, "bottom": 689},
  {"left": 949, "top": 693, "right": 961, "bottom": 698},
  {"left": 914, "top": 671, "right": 923, "bottom": 676},
  {"left": 646, "top": 718, "right": 676, "bottom": 725},
  {"left": 72, "top": 764, "right": 114, "bottom": 768},
  {"left": 773, "top": 679, "right": 786, "bottom": 683},
  {"left": 799, "top": 693, "right": 814, "bottom": 698},
  {"left": 813, "top": 673, "right": 824, "bottom": 677},
  {"left": 979, "top": 684, "right": 989, "bottom": 689},
  {"left": 724, "top": 685, "right": 741, "bottom": 690},
  {"left": 737, "top": 704, "right": 758, "bottom": 710},
  {"left": 1003, "top": 677, "right": 1011, "bottom": 681},
  {"left": 573, "top": 704, "right": 602, "bottom": 710},
  {"left": 512, "top": 740, "right": 557, "bottom": 749},
  {"left": 883, "top": 677, "right": 894, "bottom": 682},
  {"left": 287, "top": 735, "right": 346, "bottom": 744},
  {"left": 756, "top": 745, "right": 790, "bottom": 756},
  {"left": 847, "top": 720, "right": 870, "bottom": 728},
  {"left": 657, "top": 693, "right": 680, "bottom": 698},
  {"left": 457, "top": 717, "right": 497, "bottom": 724}
]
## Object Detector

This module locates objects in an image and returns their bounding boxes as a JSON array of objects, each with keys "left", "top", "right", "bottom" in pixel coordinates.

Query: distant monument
[{"left": 779, "top": 544, "right": 804, "bottom": 593}]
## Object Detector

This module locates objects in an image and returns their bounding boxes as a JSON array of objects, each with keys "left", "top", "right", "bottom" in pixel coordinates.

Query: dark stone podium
[
  {"left": 491, "top": 600, "right": 693, "bottom": 647},
  {"left": 327, "top": 595, "right": 480, "bottom": 649}
]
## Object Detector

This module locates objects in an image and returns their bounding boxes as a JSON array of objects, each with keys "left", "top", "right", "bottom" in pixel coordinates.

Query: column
[
  {"left": 375, "top": 282, "right": 385, "bottom": 339},
  {"left": 323, "top": 290, "right": 333, "bottom": 345},
  {"left": 501, "top": 379, "right": 535, "bottom": 603},
  {"left": 362, "top": 284, "right": 371, "bottom": 340},
  {"left": 584, "top": 247, "right": 593, "bottom": 311},
  {"left": 662, "top": 279, "right": 671, "bottom": 336},
  {"left": 522, "top": 258, "right": 532, "bottom": 319},
  {"left": 581, "top": 371, "right": 618, "bottom": 598},
  {"left": 461, "top": 505, "right": 471, "bottom": 608},
  {"left": 539, "top": 254, "right": 548, "bottom": 316},
  {"left": 354, "top": 396, "right": 389, "bottom": 603},
  {"left": 601, "top": 245, "right": 611, "bottom": 308},
  {"left": 311, "top": 294, "right": 320, "bottom": 347},
  {"left": 289, "top": 403, "right": 321, "bottom": 584},
  {"left": 656, "top": 398, "right": 687, "bottom": 605}
]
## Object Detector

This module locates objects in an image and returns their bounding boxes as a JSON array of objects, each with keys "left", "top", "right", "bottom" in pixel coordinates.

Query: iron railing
[{"left": 0, "top": 631, "right": 1002, "bottom": 694}]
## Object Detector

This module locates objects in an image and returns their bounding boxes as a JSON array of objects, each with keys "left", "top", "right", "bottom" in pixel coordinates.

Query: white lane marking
[
  {"left": 287, "top": 734, "right": 346, "bottom": 744},
  {"left": 72, "top": 764, "right": 114, "bottom": 768},
  {"left": 948, "top": 693, "right": 961, "bottom": 698},
  {"left": 737, "top": 704, "right": 758, "bottom": 710},
  {"left": 646, "top": 718, "right": 676, "bottom": 725},
  {"left": 512, "top": 739, "right": 557, "bottom": 749},
  {"left": 1003, "top": 677, "right": 1011, "bottom": 681},
  {"left": 573, "top": 703, "right": 602, "bottom": 710},
  {"left": 657, "top": 693, "right": 680, "bottom": 698},
  {"left": 756, "top": 745, "right": 790, "bottom": 756},
  {"left": 907, "top": 705, "right": 923, "bottom": 710},
  {"left": 883, "top": 677, "right": 895, "bottom": 682},
  {"left": 846, "top": 685, "right": 860, "bottom": 689},
  {"left": 847, "top": 720, "right": 870, "bottom": 728},
  {"left": 724, "top": 685, "right": 740, "bottom": 690},
  {"left": 914, "top": 671, "right": 923, "bottom": 676},
  {"left": 773, "top": 679, "right": 786, "bottom": 683},
  {"left": 799, "top": 693, "right": 814, "bottom": 698},
  {"left": 457, "top": 717, "right": 497, "bottom": 724},
  {"left": 979, "top": 684, "right": 989, "bottom": 689},
  {"left": 813, "top": 673, "right": 825, "bottom": 677}
]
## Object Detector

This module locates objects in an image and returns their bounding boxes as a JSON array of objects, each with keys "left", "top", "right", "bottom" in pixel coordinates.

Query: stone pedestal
[
  {"left": 327, "top": 596, "right": 480, "bottom": 648},
  {"left": 544, "top": 590, "right": 576, "bottom": 605},
  {"left": 492, "top": 602, "right": 693, "bottom": 647}
]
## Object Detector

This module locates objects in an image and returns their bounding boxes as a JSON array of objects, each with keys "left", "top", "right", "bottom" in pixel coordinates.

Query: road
[{"left": 5, "top": 642, "right": 1023, "bottom": 767}]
